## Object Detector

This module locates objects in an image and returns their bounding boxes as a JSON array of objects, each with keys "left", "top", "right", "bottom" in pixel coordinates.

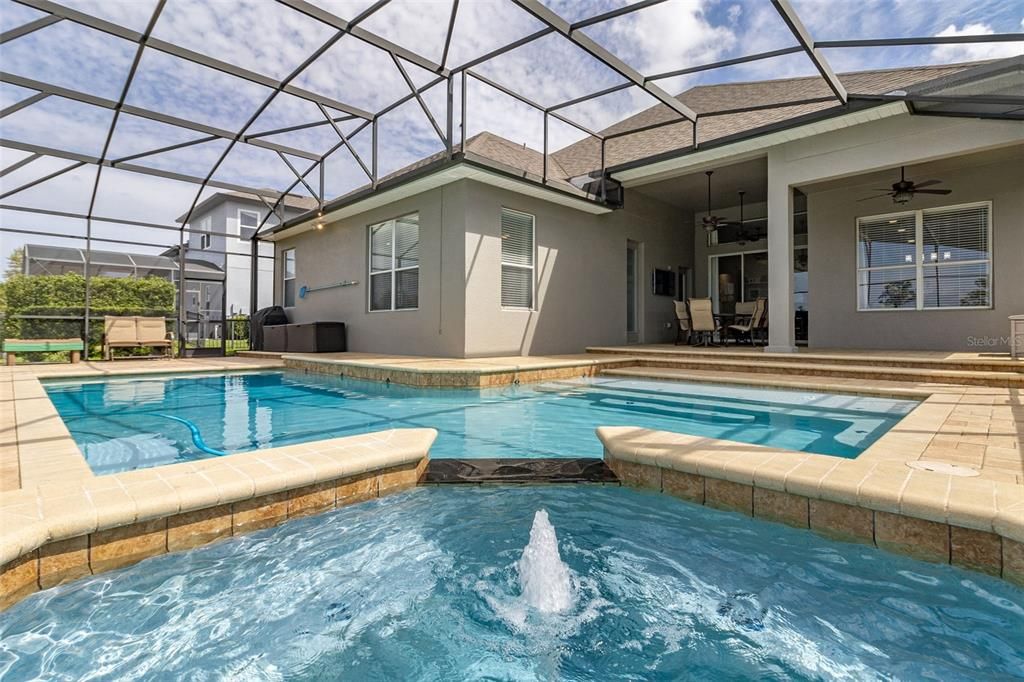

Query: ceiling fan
[
  {"left": 701, "top": 170, "right": 732, "bottom": 233},
  {"left": 858, "top": 166, "right": 951, "bottom": 204}
]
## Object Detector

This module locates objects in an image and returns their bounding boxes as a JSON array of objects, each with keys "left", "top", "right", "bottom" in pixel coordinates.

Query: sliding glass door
[{"left": 709, "top": 248, "right": 808, "bottom": 342}]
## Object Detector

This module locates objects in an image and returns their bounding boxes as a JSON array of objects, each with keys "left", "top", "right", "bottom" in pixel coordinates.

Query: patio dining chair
[
  {"left": 728, "top": 298, "right": 767, "bottom": 345},
  {"left": 687, "top": 298, "right": 721, "bottom": 347},
  {"left": 674, "top": 300, "right": 691, "bottom": 345}
]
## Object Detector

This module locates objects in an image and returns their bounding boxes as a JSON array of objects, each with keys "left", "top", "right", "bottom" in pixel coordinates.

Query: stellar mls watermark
[{"left": 966, "top": 335, "right": 1012, "bottom": 347}]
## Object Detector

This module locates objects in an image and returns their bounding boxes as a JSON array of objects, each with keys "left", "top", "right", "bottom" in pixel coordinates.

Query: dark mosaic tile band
[{"left": 423, "top": 458, "right": 619, "bottom": 485}]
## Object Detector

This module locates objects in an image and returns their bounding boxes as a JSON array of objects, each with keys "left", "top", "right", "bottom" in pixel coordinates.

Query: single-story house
[{"left": 261, "top": 57, "right": 1023, "bottom": 357}]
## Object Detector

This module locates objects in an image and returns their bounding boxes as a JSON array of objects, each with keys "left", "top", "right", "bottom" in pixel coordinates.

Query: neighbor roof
[
  {"left": 175, "top": 191, "right": 319, "bottom": 224},
  {"left": 552, "top": 62, "right": 987, "bottom": 179},
  {"left": 22, "top": 244, "right": 224, "bottom": 280}
]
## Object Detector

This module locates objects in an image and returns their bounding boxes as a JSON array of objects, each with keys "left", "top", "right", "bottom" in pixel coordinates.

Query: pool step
[
  {"left": 630, "top": 357, "right": 1023, "bottom": 387},
  {"left": 586, "top": 351, "right": 1023, "bottom": 388},
  {"left": 586, "top": 346, "right": 1024, "bottom": 376},
  {"left": 422, "top": 458, "right": 619, "bottom": 485}
]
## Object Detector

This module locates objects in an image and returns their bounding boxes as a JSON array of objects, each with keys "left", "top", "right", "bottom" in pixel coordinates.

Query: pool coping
[{"left": 0, "top": 427, "right": 436, "bottom": 610}]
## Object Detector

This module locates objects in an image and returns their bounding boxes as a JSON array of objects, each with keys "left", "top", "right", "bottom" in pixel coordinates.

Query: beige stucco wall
[
  {"left": 460, "top": 181, "right": 690, "bottom": 356},
  {"left": 273, "top": 185, "right": 466, "bottom": 357},
  {"left": 807, "top": 149, "right": 1024, "bottom": 352},
  {"left": 274, "top": 179, "right": 691, "bottom": 357}
]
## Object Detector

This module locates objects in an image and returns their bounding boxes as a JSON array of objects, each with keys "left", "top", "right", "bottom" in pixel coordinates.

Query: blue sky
[{"left": 0, "top": 0, "right": 1021, "bottom": 264}]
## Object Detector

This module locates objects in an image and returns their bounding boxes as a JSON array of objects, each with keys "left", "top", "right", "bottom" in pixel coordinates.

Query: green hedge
[
  {"left": 2, "top": 273, "right": 176, "bottom": 310},
  {"left": 2, "top": 274, "right": 176, "bottom": 360}
]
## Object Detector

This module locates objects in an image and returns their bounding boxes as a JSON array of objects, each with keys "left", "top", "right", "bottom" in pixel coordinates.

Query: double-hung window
[
  {"left": 856, "top": 202, "right": 991, "bottom": 311},
  {"left": 500, "top": 208, "right": 535, "bottom": 309},
  {"left": 282, "top": 248, "right": 296, "bottom": 307},
  {"left": 239, "top": 209, "right": 260, "bottom": 241},
  {"left": 369, "top": 214, "right": 419, "bottom": 311}
]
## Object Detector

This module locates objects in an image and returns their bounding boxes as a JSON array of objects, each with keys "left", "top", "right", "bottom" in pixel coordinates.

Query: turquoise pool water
[
  {"left": 1, "top": 486, "right": 1021, "bottom": 680},
  {"left": 43, "top": 371, "right": 918, "bottom": 474}
]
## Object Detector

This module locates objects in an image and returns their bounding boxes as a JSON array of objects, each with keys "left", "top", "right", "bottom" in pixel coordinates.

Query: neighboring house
[
  {"left": 262, "top": 58, "right": 1023, "bottom": 356},
  {"left": 174, "top": 191, "right": 315, "bottom": 319}
]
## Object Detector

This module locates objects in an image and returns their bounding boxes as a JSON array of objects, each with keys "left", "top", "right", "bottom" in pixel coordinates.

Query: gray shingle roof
[
  {"left": 276, "top": 60, "right": 991, "bottom": 230},
  {"left": 378, "top": 131, "right": 571, "bottom": 185},
  {"left": 551, "top": 62, "right": 985, "bottom": 178}
]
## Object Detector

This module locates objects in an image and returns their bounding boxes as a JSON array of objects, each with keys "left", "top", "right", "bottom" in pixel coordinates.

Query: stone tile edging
[
  {"left": 0, "top": 428, "right": 437, "bottom": 610},
  {"left": 597, "top": 426, "right": 1024, "bottom": 584},
  {"left": 284, "top": 355, "right": 635, "bottom": 388}
]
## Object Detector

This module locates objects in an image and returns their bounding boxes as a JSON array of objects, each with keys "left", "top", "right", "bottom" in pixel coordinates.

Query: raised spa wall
[
  {"left": 0, "top": 429, "right": 434, "bottom": 611},
  {"left": 282, "top": 353, "right": 636, "bottom": 388},
  {"left": 599, "top": 427, "right": 1024, "bottom": 585}
]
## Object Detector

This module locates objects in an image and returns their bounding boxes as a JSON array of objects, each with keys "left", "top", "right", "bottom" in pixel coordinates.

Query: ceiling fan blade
[
  {"left": 870, "top": 188, "right": 895, "bottom": 192},
  {"left": 913, "top": 189, "right": 952, "bottom": 195},
  {"left": 857, "top": 194, "right": 892, "bottom": 202},
  {"left": 912, "top": 179, "right": 943, "bottom": 189}
]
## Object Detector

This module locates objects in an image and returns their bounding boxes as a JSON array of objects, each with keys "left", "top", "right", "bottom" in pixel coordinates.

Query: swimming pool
[
  {"left": 1, "top": 486, "right": 1020, "bottom": 680},
  {"left": 44, "top": 370, "right": 917, "bottom": 474}
]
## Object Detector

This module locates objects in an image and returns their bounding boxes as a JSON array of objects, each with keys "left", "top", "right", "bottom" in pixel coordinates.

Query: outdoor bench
[{"left": 3, "top": 338, "right": 84, "bottom": 365}]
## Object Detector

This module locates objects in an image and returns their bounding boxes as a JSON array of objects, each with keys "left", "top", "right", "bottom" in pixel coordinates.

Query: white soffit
[
  {"left": 613, "top": 102, "right": 910, "bottom": 187},
  {"left": 266, "top": 164, "right": 611, "bottom": 241}
]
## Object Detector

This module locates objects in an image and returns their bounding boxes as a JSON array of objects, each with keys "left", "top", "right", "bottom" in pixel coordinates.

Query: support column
[
  {"left": 766, "top": 153, "right": 796, "bottom": 353},
  {"left": 249, "top": 236, "right": 259, "bottom": 316}
]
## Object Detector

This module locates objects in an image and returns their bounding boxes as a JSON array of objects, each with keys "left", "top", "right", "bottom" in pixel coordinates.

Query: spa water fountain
[{"left": 517, "top": 510, "right": 574, "bottom": 613}]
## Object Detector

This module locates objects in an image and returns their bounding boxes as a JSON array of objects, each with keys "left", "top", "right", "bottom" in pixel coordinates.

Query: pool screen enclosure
[{"left": 0, "top": 0, "right": 1020, "bottom": 357}]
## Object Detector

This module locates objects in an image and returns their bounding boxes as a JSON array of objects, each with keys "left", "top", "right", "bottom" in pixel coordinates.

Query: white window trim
[
  {"left": 198, "top": 215, "right": 212, "bottom": 250},
  {"left": 367, "top": 213, "right": 419, "bottom": 313},
  {"left": 237, "top": 208, "right": 261, "bottom": 241},
  {"left": 500, "top": 207, "right": 536, "bottom": 311},
  {"left": 282, "top": 247, "right": 296, "bottom": 308},
  {"left": 855, "top": 200, "right": 992, "bottom": 312}
]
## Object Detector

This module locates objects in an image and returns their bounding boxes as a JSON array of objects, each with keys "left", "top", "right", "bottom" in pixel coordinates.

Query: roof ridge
[{"left": 678, "top": 59, "right": 991, "bottom": 94}]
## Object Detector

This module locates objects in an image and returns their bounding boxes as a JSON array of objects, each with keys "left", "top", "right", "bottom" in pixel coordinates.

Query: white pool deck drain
[{"left": 907, "top": 460, "right": 981, "bottom": 477}]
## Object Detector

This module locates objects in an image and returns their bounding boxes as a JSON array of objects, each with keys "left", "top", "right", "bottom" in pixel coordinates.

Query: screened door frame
[{"left": 855, "top": 200, "right": 993, "bottom": 312}]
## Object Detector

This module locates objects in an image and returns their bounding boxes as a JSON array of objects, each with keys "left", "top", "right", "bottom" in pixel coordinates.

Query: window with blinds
[
  {"left": 856, "top": 202, "right": 991, "bottom": 311},
  {"left": 500, "top": 208, "right": 535, "bottom": 309},
  {"left": 368, "top": 213, "right": 419, "bottom": 311},
  {"left": 282, "top": 248, "right": 296, "bottom": 307}
]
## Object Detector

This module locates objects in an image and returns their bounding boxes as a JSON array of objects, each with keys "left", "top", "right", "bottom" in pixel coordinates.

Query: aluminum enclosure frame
[{"left": 1, "top": 0, "right": 1020, "bottom": 357}]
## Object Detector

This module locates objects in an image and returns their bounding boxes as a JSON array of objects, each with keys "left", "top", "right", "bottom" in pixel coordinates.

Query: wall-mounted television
[{"left": 651, "top": 267, "right": 676, "bottom": 297}]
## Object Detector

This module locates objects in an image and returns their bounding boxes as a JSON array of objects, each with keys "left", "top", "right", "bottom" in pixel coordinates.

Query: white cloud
[{"left": 931, "top": 21, "right": 1024, "bottom": 62}]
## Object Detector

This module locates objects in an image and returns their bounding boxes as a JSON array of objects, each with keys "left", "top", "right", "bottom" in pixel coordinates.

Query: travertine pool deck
[{"left": 2, "top": 349, "right": 1023, "bottom": 610}]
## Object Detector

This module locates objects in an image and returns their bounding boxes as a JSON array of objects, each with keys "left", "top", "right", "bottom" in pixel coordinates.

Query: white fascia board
[
  {"left": 613, "top": 102, "right": 910, "bottom": 187},
  {"left": 264, "top": 164, "right": 611, "bottom": 241}
]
